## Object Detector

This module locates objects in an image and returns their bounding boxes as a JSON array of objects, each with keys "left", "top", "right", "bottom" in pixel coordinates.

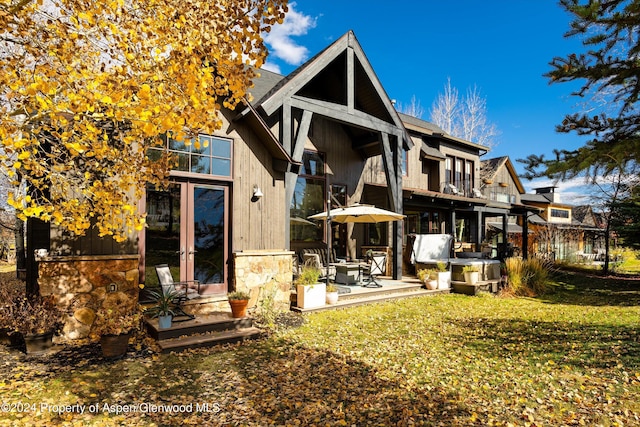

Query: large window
[
  {"left": 464, "top": 160, "right": 473, "bottom": 195},
  {"left": 401, "top": 149, "right": 408, "bottom": 177},
  {"left": 444, "top": 155, "right": 474, "bottom": 196},
  {"left": 148, "top": 134, "right": 232, "bottom": 177},
  {"left": 290, "top": 151, "right": 325, "bottom": 242},
  {"left": 551, "top": 208, "right": 570, "bottom": 219}
]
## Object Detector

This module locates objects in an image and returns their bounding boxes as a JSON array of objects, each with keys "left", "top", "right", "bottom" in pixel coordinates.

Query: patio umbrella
[
  {"left": 291, "top": 216, "right": 317, "bottom": 226},
  {"left": 308, "top": 204, "right": 405, "bottom": 224},
  {"left": 308, "top": 203, "right": 405, "bottom": 288}
]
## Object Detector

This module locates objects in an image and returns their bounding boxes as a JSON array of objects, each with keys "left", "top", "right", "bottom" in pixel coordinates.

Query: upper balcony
[{"left": 440, "top": 180, "right": 517, "bottom": 204}]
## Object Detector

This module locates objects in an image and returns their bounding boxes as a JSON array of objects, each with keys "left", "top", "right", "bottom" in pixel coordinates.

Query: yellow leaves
[
  {"left": 1, "top": 0, "right": 287, "bottom": 241},
  {"left": 138, "top": 83, "right": 151, "bottom": 100},
  {"left": 77, "top": 11, "right": 95, "bottom": 25}
]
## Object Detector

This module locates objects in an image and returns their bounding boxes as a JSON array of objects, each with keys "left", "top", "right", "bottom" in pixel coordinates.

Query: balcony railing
[{"left": 440, "top": 180, "right": 515, "bottom": 203}]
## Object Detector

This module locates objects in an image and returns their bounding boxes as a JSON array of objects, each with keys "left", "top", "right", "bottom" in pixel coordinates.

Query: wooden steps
[{"left": 145, "top": 312, "right": 262, "bottom": 353}]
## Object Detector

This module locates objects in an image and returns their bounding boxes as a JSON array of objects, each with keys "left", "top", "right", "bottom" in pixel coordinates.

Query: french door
[{"left": 145, "top": 181, "right": 228, "bottom": 295}]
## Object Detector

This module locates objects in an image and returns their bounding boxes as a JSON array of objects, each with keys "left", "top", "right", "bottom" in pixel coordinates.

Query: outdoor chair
[
  {"left": 301, "top": 249, "right": 336, "bottom": 280},
  {"left": 362, "top": 252, "right": 386, "bottom": 288},
  {"left": 154, "top": 264, "right": 200, "bottom": 321}
]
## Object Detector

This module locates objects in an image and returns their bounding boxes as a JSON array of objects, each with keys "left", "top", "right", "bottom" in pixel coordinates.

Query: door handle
[
  {"left": 188, "top": 246, "right": 197, "bottom": 261},
  {"left": 176, "top": 247, "right": 186, "bottom": 261}
]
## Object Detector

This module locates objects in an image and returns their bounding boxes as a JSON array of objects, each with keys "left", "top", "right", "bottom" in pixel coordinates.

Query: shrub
[
  {"left": 503, "top": 257, "right": 550, "bottom": 297},
  {"left": 505, "top": 257, "right": 525, "bottom": 290},
  {"left": 417, "top": 268, "right": 437, "bottom": 282},
  {"left": 93, "top": 308, "right": 142, "bottom": 336},
  {"left": 462, "top": 265, "right": 480, "bottom": 273},
  {"left": 326, "top": 283, "right": 338, "bottom": 293},
  {"left": 5, "top": 294, "right": 64, "bottom": 336},
  {"left": 524, "top": 257, "right": 550, "bottom": 296},
  {"left": 435, "top": 261, "right": 448, "bottom": 272},
  {"left": 228, "top": 291, "right": 250, "bottom": 300},
  {"left": 295, "top": 265, "right": 321, "bottom": 286}
]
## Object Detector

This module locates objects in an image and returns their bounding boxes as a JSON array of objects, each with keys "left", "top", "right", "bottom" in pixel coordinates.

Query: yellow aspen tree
[{"left": 0, "top": 0, "right": 287, "bottom": 241}]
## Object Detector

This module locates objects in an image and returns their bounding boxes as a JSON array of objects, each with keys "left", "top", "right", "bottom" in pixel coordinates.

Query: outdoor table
[{"left": 333, "top": 263, "right": 363, "bottom": 285}]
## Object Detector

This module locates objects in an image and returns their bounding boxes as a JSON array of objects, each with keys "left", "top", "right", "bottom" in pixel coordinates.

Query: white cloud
[
  {"left": 264, "top": 2, "right": 316, "bottom": 66},
  {"left": 261, "top": 61, "right": 281, "bottom": 74},
  {"left": 524, "top": 176, "right": 595, "bottom": 206}
]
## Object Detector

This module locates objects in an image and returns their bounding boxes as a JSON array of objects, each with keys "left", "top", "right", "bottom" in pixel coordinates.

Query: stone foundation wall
[
  {"left": 232, "top": 250, "right": 294, "bottom": 311},
  {"left": 37, "top": 255, "right": 139, "bottom": 341}
]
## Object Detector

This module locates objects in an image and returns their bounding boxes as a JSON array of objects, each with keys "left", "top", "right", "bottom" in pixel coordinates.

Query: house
[
  {"left": 28, "top": 31, "right": 410, "bottom": 340},
  {"left": 478, "top": 156, "right": 533, "bottom": 258},
  {"left": 391, "top": 118, "right": 533, "bottom": 265},
  {"left": 520, "top": 186, "right": 605, "bottom": 261},
  {"left": 26, "top": 29, "right": 560, "bottom": 341}
]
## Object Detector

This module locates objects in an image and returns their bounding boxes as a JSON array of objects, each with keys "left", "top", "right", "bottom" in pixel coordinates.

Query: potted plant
[
  {"left": 417, "top": 268, "right": 438, "bottom": 290},
  {"left": 435, "top": 261, "right": 451, "bottom": 290},
  {"left": 295, "top": 264, "right": 325, "bottom": 309},
  {"left": 326, "top": 283, "right": 339, "bottom": 305},
  {"left": 6, "top": 294, "right": 63, "bottom": 354},
  {"left": 145, "top": 288, "right": 178, "bottom": 329},
  {"left": 228, "top": 291, "right": 250, "bottom": 318},
  {"left": 93, "top": 308, "right": 141, "bottom": 358},
  {"left": 462, "top": 265, "right": 480, "bottom": 285}
]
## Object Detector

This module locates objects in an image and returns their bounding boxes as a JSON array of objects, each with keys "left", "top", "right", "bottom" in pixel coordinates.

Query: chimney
[{"left": 534, "top": 186, "right": 560, "bottom": 203}]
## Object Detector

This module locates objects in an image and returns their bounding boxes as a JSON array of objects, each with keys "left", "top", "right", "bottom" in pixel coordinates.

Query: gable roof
[
  {"left": 245, "top": 31, "right": 412, "bottom": 152},
  {"left": 480, "top": 156, "right": 526, "bottom": 194}
]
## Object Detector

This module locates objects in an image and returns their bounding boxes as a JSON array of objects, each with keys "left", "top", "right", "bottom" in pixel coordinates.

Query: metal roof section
[
  {"left": 398, "top": 112, "right": 490, "bottom": 153},
  {"left": 419, "top": 141, "right": 446, "bottom": 160}
]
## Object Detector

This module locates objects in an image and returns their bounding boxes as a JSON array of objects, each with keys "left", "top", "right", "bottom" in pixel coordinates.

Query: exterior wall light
[{"left": 252, "top": 185, "right": 263, "bottom": 201}]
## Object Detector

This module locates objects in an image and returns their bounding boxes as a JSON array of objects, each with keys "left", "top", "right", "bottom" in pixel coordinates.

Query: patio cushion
[{"left": 301, "top": 248, "right": 337, "bottom": 267}]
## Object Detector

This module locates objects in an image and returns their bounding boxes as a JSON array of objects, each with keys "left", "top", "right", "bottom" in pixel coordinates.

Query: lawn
[{"left": 1, "top": 270, "right": 639, "bottom": 426}]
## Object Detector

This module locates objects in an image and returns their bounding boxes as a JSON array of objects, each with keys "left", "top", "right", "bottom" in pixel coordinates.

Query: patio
[{"left": 291, "top": 275, "right": 449, "bottom": 313}]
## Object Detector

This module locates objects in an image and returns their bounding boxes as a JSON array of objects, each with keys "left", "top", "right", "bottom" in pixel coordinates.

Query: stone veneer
[
  {"left": 37, "top": 255, "right": 139, "bottom": 341},
  {"left": 232, "top": 250, "right": 294, "bottom": 311}
]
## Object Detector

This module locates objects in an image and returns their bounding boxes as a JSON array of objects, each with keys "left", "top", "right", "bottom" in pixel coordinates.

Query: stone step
[
  {"left": 145, "top": 312, "right": 253, "bottom": 341},
  {"left": 291, "top": 287, "right": 448, "bottom": 313},
  {"left": 157, "top": 327, "right": 263, "bottom": 353}
]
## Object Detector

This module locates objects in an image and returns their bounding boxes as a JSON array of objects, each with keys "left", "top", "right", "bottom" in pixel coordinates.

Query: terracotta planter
[
  {"left": 100, "top": 332, "right": 131, "bottom": 358},
  {"left": 229, "top": 300, "right": 248, "bottom": 318},
  {"left": 23, "top": 331, "right": 54, "bottom": 355}
]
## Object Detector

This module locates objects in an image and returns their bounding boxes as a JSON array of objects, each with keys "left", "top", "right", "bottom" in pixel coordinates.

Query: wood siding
[
  {"left": 221, "top": 110, "right": 287, "bottom": 252},
  {"left": 482, "top": 166, "right": 522, "bottom": 205}
]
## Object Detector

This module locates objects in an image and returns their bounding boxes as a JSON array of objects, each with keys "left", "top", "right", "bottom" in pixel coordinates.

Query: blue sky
[{"left": 262, "top": 1, "right": 592, "bottom": 203}]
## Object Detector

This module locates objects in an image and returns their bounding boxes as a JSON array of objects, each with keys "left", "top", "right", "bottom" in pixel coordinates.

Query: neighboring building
[
  {"left": 479, "top": 156, "right": 531, "bottom": 258},
  {"left": 520, "top": 187, "right": 605, "bottom": 261}
]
